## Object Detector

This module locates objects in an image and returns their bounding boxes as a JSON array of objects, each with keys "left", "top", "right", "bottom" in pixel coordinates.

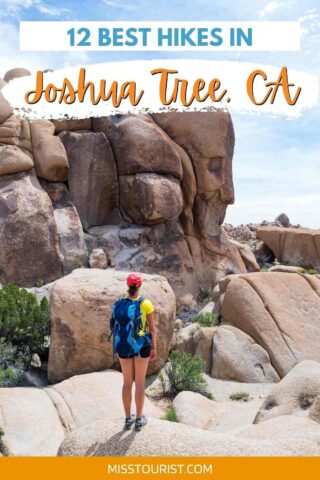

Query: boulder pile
[
  {"left": 48, "top": 269, "right": 175, "bottom": 382},
  {"left": 0, "top": 69, "right": 250, "bottom": 299}
]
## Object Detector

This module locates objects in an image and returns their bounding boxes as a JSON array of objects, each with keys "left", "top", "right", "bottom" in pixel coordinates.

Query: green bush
[
  {"left": 229, "top": 392, "right": 250, "bottom": 402},
  {"left": 298, "top": 268, "right": 320, "bottom": 276},
  {"left": 165, "top": 350, "right": 210, "bottom": 397},
  {"left": 197, "top": 290, "right": 211, "bottom": 303},
  {"left": 0, "top": 284, "right": 50, "bottom": 366},
  {"left": 0, "top": 340, "right": 24, "bottom": 387},
  {"left": 192, "top": 312, "right": 219, "bottom": 327},
  {"left": 0, "top": 285, "right": 50, "bottom": 386},
  {"left": 0, "top": 427, "right": 4, "bottom": 439},
  {"left": 162, "top": 407, "right": 178, "bottom": 422}
]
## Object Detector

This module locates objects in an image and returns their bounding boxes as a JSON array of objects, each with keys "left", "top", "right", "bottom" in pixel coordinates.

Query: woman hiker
[{"left": 110, "top": 273, "right": 157, "bottom": 432}]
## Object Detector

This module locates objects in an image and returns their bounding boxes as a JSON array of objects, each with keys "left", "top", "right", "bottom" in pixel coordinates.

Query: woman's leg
[
  {"left": 134, "top": 356, "right": 149, "bottom": 419},
  {"left": 119, "top": 357, "right": 134, "bottom": 418}
]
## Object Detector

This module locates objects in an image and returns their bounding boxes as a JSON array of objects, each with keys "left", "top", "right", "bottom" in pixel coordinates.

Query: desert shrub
[
  {"left": 0, "top": 285, "right": 50, "bottom": 385},
  {"left": 229, "top": 392, "right": 250, "bottom": 402},
  {"left": 0, "top": 340, "right": 24, "bottom": 387},
  {"left": 158, "top": 371, "right": 167, "bottom": 396},
  {"left": 162, "top": 407, "right": 178, "bottom": 422},
  {"left": 193, "top": 312, "right": 219, "bottom": 327},
  {"left": 298, "top": 268, "right": 320, "bottom": 276},
  {"left": 197, "top": 290, "right": 211, "bottom": 303},
  {"left": 0, "top": 284, "right": 50, "bottom": 366},
  {"left": 164, "top": 350, "right": 210, "bottom": 397},
  {"left": 0, "top": 427, "right": 4, "bottom": 438}
]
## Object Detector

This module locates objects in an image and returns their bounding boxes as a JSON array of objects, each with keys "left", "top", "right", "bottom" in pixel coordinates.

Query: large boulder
[
  {"left": 152, "top": 111, "right": 235, "bottom": 233},
  {"left": 212, "top": 325, "right": 280, "bottom": 383},
  {"left": 48, "top": 269, "right": 176, "bottom": 382},
  {"left": 30, "top": 120, "right": 69, "bottom": 181},
  {"left": 58, "top": 416, "right": 320, "bottom": 456},
  {"left": 119, "top": 173, "right": 183, "bottom": 225},
  {"left": 59, "top": 131, "right": 118, "bottom": 227},
  {"left": 175, "top": 323, "right": 216, "bottom": 373},
  {"left": 0, "top": 370, "right": 161, "bottom": 456},
  {"left": 173, "top": 391, "right": 261, "bottom": 432},
  {"left": 3, "top": 67, "right": 31, "bottom": 83},
  {"left": 89, "top": 248, "right": 108, "bottom": 269},
  {"left": 0, "top": 387, "right": 65, "bottom": 456},
  {"left": 230, "top": 240, "right": 260, "bottom": 272},
  {"left": 0, "top": 110, "right": 250, "bottom": 301},
  {"left": 0, "top": 91, "right": 13, "bottom": 124},
  {"left": 41, "top": 181, "right": 88, "bottom": 274},
  {"left": 220, "top": 273, "right": 320, "bottom": 378},
  {"left": 94, "top": 115, "right": 183, "bottom": 178},
  {"left": 275, "top": 213, "right": 290, "bottom": 227},
  {"left": 236, "top": 415, "right": 320, "bottom": 443},
  {"left": 87, "top": 222, "right": 200, "bottom": 300},
  {"left": 0, "top": 115, "right": 32, "bottom": 151},
  {"left": 254, "top": 361, "right": 320, "bottom": 424},
  {"left": 0, "top": 145, "right": 34, "bottom": 176},
  {"left": 0, "top": 171, "right": 62, "bottom": 287},
  {"left": 257, "top": 227, "right": 320, "bottom": 269}
]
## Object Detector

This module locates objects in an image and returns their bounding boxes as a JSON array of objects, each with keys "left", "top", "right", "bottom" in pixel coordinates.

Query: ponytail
[{"left": 128, "top": 284, "right": 139, "bottom": 296}]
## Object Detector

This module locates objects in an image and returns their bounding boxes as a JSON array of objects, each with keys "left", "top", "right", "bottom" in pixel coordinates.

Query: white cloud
[
  {"left": 0, "top": 21, "right": 89, "bottom": 78},
  {"left": 259, "top": 2, "right": 287, "bottom": 18},
  {"left": 0, "top": 0, "right": 70, "bottom": 17},
  {"left": 101, "top": 0, "right": 136, "bottom": 11}
]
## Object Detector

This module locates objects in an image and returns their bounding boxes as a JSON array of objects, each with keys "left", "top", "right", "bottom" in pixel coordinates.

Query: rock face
[
  {"left": 0, "top": 105, "right": 249, "bottom": 297},
  {"left": 211, "top": 325, "right": 280, "bottom": 383},
  {"left": 0, "top": 370, "right": 161, "bottom": 456},
  {"left": 257, "top": 227, "right": 320, "bottom": 269},
  {"left": 59, "top": 131, "right": 118, "bottom": 228},
  {"left": 0, "top": 145, "right": 34, "bottom": 176},
  {"left": 48, "top": 269, "right": 176, "bottom": 382},
  {"left": 30, "top": 120, "right": 69, "bottom": 181},
  {"left": 254, "top": 361, "right": 320, "bottom": 424},
  {"left": 41, "top": 182, "right": 88, "bottom": 274},
  {"left": 53, "top": 118, "right": 92, "bottom": 134},
  {"left": 119, "top": 174, "right": 183, "bottom": 225},
  {"left": 90, "top": 112, "right": 247, "bottom": 298},
  {"left": 0, "top": 115, "right": 32, "bottom": 151},
  {"left": 0, "top": 171, "right": 62, "bottom": 287},
  {"left": 220, "top": 272, "right": 320, "bottom": 379},
  {"left": 58, "top": 415, "right": 320, "bottom": 456},
  {"left": 237, "top": 415, "right": 320, "bottom": 443},
  {"left": 230, "top": 240, "right": 260, "bottom": 272},
  {"left": 89, "top": 248, "right": 108, "bottom": 269},
  {"left": 175, "top": 323, "right": 216, "bottom": 373},
  {"left": 173, "top": 389, "right": 267, "bottom": 434}
]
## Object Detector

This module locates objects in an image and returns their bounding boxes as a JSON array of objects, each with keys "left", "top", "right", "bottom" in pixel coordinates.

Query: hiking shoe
[
  {"left": 124, "top": 414, "right": 136, "bottom": 430},
  {"left": 135, "top": 415, "right": 147, "bottom": 432}
]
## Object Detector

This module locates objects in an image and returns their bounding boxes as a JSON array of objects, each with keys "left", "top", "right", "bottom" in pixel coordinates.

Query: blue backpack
[{"left": 109, "top": 297, "right": 152, "bottom": 358}]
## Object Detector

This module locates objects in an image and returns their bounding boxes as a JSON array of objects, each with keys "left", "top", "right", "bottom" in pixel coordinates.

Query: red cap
[{"left": 127, "top": 273, "right": 142, "bottom": 287}]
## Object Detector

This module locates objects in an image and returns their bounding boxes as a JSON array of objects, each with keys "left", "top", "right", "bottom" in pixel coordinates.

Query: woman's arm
[{"left": 147, "top": 312, "right": 157, "bottom": 361}]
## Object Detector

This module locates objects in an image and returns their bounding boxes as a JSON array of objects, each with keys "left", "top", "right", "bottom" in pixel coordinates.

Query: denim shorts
[{"left": 118, "top": 345, "right": 151, "bottom": 359}]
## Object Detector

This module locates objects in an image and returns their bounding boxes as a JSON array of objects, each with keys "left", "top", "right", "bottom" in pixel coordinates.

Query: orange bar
[{"left": 0, "top": 457, "right": 319, "bottom": 480}]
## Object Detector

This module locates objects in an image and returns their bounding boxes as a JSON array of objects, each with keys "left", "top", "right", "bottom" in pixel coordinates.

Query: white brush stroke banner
[
  {"left": 19, "top": 21, "right": 301, "bottom": 51},
  {"left": 2, "top": 60, "right": 318, "bottom": 119}
]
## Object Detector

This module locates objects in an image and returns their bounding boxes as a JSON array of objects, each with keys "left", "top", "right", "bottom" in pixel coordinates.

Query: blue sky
[{"left": 0, "top": 0, "right": 319, "bottom": 227}]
